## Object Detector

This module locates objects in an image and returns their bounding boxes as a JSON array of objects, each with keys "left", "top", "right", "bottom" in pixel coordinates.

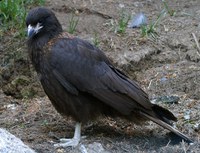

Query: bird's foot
[
  {"left": 54, "top": 122, "right": 83, "bottom": 148},
  {"left": 54, "top": 137, "right": 80, "bottom": 148}
]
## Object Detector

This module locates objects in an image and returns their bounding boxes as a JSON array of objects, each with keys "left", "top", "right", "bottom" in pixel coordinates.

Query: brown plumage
[{"left": 26, "top": 7, "right": 193, "bottom": 147}]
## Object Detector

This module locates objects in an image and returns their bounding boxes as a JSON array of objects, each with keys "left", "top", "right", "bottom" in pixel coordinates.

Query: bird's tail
[{"left": 140, "top": 104, "right": 193, "bottom": 144}]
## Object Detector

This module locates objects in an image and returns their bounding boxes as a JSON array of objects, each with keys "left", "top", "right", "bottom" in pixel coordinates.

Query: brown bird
[{"left": 26, "top": 7, "right": 193, "bottom": 147}]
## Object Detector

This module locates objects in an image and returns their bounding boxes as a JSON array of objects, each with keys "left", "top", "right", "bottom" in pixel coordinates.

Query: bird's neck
[
  {"left": 27, "top": 30, "right": 62, "bottom": 72},
  {"left": 44, "top": 32, "right": 74, "bottom": 50}
]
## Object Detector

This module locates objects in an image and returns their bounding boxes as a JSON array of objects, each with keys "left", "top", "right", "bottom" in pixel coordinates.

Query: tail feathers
[
  {"left": 140, "top": 111, "right": 193, "bottom": 144},
  {"left": 152, "top": 104, "right": 177, "bottom": 125}
]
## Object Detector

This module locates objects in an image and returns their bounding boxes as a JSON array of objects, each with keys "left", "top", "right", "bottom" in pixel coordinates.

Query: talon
[
  {"left": 59, "top": 138, "right": 72, "bottom": 143},
  {"left": 54, "top": 138, "right": 80, "bottom": 148},
  {"left": 54, "top": 122, "right": 81, "bottom": 148}
]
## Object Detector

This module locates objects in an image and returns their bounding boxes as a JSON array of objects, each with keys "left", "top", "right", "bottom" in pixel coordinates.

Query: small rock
[
  {"left": 79, "top": 145, "right": 88, "bottom": 153},
  {"left": 184, "top": 110, "right": 191, "bottom": 120},
  {"left": 160, "top": 77, "right": 168, "bottom": 83},
  {"left": 0, "top": 128, "right": 36, "bottom": 153},
  {"left": 86, "top": 142, "right": 110, "bottom": 153},
  {"left": 152, "top": 95, "right": 180, "bottom": 104},
  {"left": 185, "top": 49, "right": 200, "bottom": 63},
  {"left": 56, "top": 148, "right": 65, "bottom": 153},
  {"left": 128, "top": 13, "right": 147, "bottom": 28},
  {"left": 5, "top": 104, "right": 17, "bottom": 110},
  {"left": 194, "top": 123, "right": 200, "bottom": 131},
  {"left": 119, "top": 3, "right": 125, "bottom": 8}
]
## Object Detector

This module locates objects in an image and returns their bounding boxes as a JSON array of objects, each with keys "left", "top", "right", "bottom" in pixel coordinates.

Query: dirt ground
[{"left": 1, "top": 0, "right": 200, "bottom": 152}]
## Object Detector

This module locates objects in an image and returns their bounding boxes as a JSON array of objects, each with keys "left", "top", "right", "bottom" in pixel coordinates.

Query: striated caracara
[{"left": 26, "top": 7, "right": 193, "bottom": 147}]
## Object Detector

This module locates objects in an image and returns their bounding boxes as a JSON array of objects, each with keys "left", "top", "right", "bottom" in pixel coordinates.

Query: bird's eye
[
  {"left": 28, "top": 21, "right": 42, "bottom": 28},
  {"left": 38, "top": 19, "right": 43, "bottom": 23},
  {"left": 31, "top": 23, "right": 37, "bottom": 27}
]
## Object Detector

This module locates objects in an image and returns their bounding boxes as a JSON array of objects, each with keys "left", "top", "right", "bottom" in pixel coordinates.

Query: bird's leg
[{"left": 54, "top": 122, "right": 81, "bottom": 148}]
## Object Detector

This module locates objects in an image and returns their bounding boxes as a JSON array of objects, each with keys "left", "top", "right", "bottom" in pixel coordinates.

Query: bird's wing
[
  {"left": 52, "top": 69, "right": 79, "bottom": 95},
  {"left": 49, "top": 37, "right": 152, "bottom": 115}
]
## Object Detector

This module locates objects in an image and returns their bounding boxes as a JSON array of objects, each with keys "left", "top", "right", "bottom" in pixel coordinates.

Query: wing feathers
[
  {"left": 97, "top": 65, "right": 152, "bottom": 110},
  {"left": 52, "top": 70, "right": 78, "bottom": 95}
]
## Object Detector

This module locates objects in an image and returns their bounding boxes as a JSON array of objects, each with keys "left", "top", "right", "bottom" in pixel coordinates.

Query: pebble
[
  {"left": 184, "top": 110, "right": 191, "bottom": 120},
  {"left": 78, "top": 142, "right": 110, "bottom": 153},
  {"left": 194, "top": 123, "right": 200, "bottom": 131},
  {"left": 152, "top": 95, "right": 180, "bottom": 104}
]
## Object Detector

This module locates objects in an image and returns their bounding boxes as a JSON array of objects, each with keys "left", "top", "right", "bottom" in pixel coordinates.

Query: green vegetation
[
  {"left": 0, "top": 0, "right": 45, "bottom": 38},
  {"left": 92, "top": 32, "right": 100, "bottom": 47},
  {"left": 141, "top": 10, "right": 164, "bottom": 39},
  {"left": 140, "top": 0, "right": 175, "bottom": 39},
  {"left": 162, "top": 0, "right": 176, "bottom": 16},
  {"left": 115, "top": 9, "right": 130, "bottom": 34},
  {"left": 41, "top": 120, "right": 49, "bottom": 126},
  {"left": 21, "top": 87, "right": 36, "bottom": 99},
  {"left": 0, "top": 0, "right": 46, "bottom": 99},
  {"left": 67, "top": 14, "right": 79, "bottom": 34}
]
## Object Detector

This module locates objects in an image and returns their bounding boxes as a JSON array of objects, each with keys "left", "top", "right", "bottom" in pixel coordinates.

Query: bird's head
[{"left": 26, "top": 7, "right": 62, "bottom": 39}]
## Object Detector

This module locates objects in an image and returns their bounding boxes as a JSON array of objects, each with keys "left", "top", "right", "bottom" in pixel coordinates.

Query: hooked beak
[{"left": 27, "top": 23, "right": 43, "bottom": 37}]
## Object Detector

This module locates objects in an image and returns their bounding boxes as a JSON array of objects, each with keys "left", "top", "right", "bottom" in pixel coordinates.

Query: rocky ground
[{"left": 0, "top": 0, "right": 200, "bottom": 152}]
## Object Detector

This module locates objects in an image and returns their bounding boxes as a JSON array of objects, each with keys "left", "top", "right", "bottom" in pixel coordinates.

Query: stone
[{"left": 0, "top": 128, "right": 36, "bottom": 153}]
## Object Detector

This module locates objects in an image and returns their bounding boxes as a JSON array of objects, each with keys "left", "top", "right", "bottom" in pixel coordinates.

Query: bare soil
[{"left": 0, "top": 0, "right": 200, "bottom": 152}]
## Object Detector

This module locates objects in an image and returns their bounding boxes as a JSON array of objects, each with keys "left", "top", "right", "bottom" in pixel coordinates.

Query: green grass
[
  {"left": 92, "top": 32, "right": 100, "bottom": 47},
  {"left": 141, "top": 23, "right": 158, "bottom": 39},
  {"left": 25, "top": 0, "right": 46, "bottom": 6},
  {"left": 162, "top": 0, "right": 176, "bottom": 16},
  {"left": 0, "top": 0, "right": 45, "bottom": 38},
  {"left": 140, "top": 1, "right": 175, "bottom": 39},
  {"left": 67, "top": 14, "right": 79, "bottom": 34},
  {"left": 115, "top": 9, "right": 131, "bottom": 34},
  {"left": 141, "top": 10, "right": 165, "bottom": 39}
]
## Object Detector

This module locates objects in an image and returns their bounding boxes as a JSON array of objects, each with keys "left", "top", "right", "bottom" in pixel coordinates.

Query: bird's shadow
[{"left": 82, "top": 122, "right": 182, "bottom": 148}]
